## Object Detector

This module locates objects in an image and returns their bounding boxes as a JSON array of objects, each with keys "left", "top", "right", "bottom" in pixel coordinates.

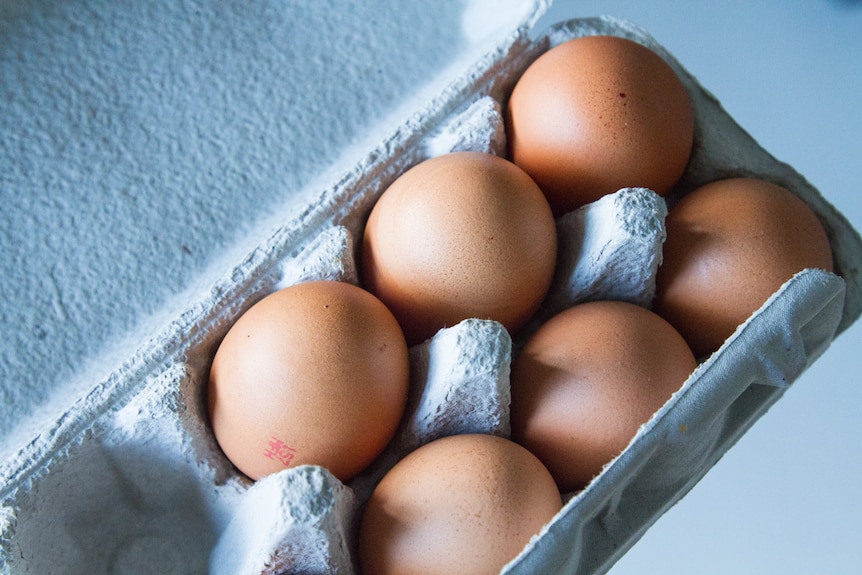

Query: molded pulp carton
[{"left": 2, "top": 1, "right": 861, "bottom": 574}]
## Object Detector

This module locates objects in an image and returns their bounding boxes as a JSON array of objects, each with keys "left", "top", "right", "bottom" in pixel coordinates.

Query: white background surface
[{"left": 535, "top": 1, "right": 862, "bottom": 573}]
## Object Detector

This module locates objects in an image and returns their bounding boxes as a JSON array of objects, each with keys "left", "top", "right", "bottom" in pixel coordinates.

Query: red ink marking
[{"left": 263, "top": 436, "right": 297, "bottom": 466}]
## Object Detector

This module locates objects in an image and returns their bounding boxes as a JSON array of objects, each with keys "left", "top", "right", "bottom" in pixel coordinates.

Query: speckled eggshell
[
  {"left": 506, "top": 35, "right": 694, "bottom": 216},
  {"left": 653, "top": 177, "right": 835, "bottom": 358},
  {"left": 510, "top": 300, "right": 698, "bottom": 493},
  {"left": 207, "top": 280, "right": 410, "bottom": 482},
  {"left": 358, "top": 433, "right": 562, "bottom": 575},
  {"left": 361, "top": 151, "right": 557, "bottom": 345}
]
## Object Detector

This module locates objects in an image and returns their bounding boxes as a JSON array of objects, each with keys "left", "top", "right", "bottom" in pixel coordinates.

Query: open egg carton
[{"left": 3, "top": 7, "right": 862, "bottom": 575}]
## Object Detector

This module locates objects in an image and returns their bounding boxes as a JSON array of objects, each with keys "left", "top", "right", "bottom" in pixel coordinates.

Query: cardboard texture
[{"left": 2, "top": 1, "right": 861, "bottom": 574}]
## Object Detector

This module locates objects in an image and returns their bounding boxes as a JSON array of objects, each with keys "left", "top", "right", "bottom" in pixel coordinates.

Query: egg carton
[{"left": 3, "top": 13, "right": 862, "bottom": 575}]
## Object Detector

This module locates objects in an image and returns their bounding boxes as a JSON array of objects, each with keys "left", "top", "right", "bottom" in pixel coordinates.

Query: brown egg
[
  {"left": 510, "top": 301, "right": 697, "bottom": 493},
  {"left": 358, "top": 433, "right": 562, "bottom": 575},
  {"left": 207, "top": 280, "right": 410, "bottom": 482},
  {"left": 361, "top": 151, "right": 557, "bottom": 345},
  {"left": 653, "top": 178, "right": 834, "bottom": 358},
  {"left": 506, "top": 35, "right": 694, "bottom": 215}
]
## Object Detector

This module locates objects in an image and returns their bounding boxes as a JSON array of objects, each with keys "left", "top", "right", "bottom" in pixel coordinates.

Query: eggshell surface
[
  {"left": 510, "top": 300, "right": 697, "bottom": 493},
  {"left": 207, "top": 280, "right": 410, "bottom": 481},
  {"left": 506, "top": 35, "right": 694, "bottom": 215},
  {"left": 358, "top": 433, "right": 562, "bottom": 575},
  {"left": 361, "top": 151, "right": 557, "bottom": 345},
  {"left": 653, "top": 177, "right": 835, "bottom": 358}
]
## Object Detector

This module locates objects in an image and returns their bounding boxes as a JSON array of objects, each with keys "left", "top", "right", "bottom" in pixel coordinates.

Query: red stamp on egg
[{"left": 263, "top": 436, "right": 297, "bottom": 466}]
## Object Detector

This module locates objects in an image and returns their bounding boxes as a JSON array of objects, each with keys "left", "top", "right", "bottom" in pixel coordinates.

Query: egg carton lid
[{"left": 0, "top": 0, "right": 550, "bottom": 462}]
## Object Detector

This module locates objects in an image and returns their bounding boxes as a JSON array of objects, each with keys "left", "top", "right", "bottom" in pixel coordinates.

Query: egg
[
  {"left": 207, "top": 280, "right": 410, "bottom": 482},
  {"left": 653, "top": 177, "right": 834, "bottom": 358},
  {"left": 510, "top": 300, "right": 697, "bottom": 493},
  {"left": 361, "top": 151, "right": 557, "bottom": 345},
  {"left": 506, "top": 35, "right": 694, "bottom": 215},
  {"left": 358, "top": 433, "right": 562, "bottom": 575}
]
